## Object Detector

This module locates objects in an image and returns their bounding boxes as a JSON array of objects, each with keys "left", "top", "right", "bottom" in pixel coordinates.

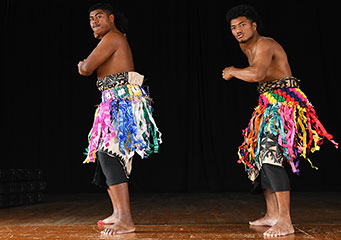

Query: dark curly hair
[
  {"left": 225, "top": 5, "right": 263, "bottom": 32},
  {"left": 88, "top": 3, "right": 128, "bottom": 34}
]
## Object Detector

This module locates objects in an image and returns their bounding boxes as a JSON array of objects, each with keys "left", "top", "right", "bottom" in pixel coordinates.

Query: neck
[
  {"left": 239, "top": 32, "right": 261, "bottom": 51},
  {"left": 98, "top": 26, "right": 121, "bottom": 39},
  {"left": 110, "top": 25, "right": 119, "bottom": 33}
]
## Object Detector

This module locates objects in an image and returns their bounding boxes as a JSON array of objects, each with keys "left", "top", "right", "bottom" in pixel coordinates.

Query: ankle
[
  {"left": 265, "top": 212, "right": 278, "bottom": 219},
  {"left": 117, "top": 213, "right": 133, "bottom": 223},
  {"left": 277, "top": 215, "right": 292, "bottom": 224}
]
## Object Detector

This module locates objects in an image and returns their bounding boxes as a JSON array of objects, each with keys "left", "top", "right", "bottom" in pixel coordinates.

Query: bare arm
[
  {"left": 222, "top": 39, "right": 274, "bottom": 82},
  {"left": 78, "top": 32, "right": 119, "bottom": 76}
]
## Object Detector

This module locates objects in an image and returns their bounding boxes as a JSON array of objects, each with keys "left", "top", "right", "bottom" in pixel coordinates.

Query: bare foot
[
  {"left": 101, "top": 220, "right": 135, "bottom": 235},
  {"left": 263, "top": 220, "right": 294, "bottom": 237},
  {"left": 249, "top": 225, "right": 269, "bottom": 233},
  {"left": 97, "top": 214, "right": 118, "bottom": 225},
  {"left": 249, "top": 215, "right": 277, "bottom": 226}
]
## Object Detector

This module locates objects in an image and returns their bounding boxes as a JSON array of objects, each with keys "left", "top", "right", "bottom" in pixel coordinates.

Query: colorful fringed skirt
[
  {"left": 238, "top": 77, "right": 338, "bottom": 181},
  {"left": 84, "top": 72, "right": 162, "bottom": 177}
]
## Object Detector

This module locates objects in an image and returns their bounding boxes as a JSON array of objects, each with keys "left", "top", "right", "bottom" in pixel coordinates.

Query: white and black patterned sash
[
  {"left": 257, "top": 77, "right": 300, "bottom": 94},
  {"left": 96, "top": 72, "right": 129, "bottom": 92}
]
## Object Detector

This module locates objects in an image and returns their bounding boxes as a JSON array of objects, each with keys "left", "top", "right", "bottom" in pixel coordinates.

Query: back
[
  {"left": 259, "top": 37, "right": 292, "bottom": 83},
  {"left": 96, "top": 31, "right": 135, "bottom": 79}
]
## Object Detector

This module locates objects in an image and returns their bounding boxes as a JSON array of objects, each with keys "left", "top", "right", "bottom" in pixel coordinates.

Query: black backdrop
[{"left": 3, "top": 0, "right": 340, "bottom": 193}]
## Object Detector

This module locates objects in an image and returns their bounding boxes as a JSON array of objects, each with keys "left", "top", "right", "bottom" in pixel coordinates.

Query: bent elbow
[
  {"left": 80, "top": 65, "right": 93, "bottom": 76},
  {"left": 80, "top": 70, "right": 93, "bottom": 76},
  {"left": 253, "top": 71, "right": 266, "bottom": 83}
]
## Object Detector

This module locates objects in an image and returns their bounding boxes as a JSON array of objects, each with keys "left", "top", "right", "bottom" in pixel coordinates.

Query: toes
[
  {"left": 101, "top": 228, "right": 116, "bottom": 235},
  {"left": 108, "top": 229, "right": 116, "bottom": 235},
  {"left": 263, "top": 230, "right": 274, "bottom": 237},
  {"left": 264, "top": 229, "right": 287, "bottom": 237}
]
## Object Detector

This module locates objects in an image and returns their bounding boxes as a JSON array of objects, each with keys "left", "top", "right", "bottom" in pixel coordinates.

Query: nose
[
  {"left": 91, "top": 17, "right": 99, "bottom": 25},
  {"left": 235, "top": 26, "right": 242, "bottom": 33}
]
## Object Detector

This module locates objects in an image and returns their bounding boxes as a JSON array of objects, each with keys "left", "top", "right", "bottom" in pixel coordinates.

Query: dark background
[{"left": 2, "top": 0, "right": 340, "bottom": 194}]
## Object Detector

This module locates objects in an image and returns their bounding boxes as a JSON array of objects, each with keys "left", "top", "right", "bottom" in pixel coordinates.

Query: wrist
[
  {"left": 229, "top": 66, "right": 234, "bottom": 75},
  {"left": 228, "top": 66, "right": 235, "bottom": 76}
]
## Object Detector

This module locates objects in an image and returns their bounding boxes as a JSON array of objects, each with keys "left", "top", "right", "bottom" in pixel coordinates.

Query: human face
[
  {"left": 230, "top": 16, "right": 256, "bottom": 43},
  {"left": 89, "top": 9, "right": 113, "bottom": 38}
]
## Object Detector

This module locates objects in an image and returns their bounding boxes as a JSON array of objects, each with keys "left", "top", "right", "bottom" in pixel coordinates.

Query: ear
[
  {"left": 109, "top": 13, "right": 115, "bottom": 24},
  {"left": 252, "top": 21, "right": 257, "bottom": 31}
]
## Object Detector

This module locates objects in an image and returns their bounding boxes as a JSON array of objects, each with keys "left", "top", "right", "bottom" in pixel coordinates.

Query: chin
[
  {"left": 238, "top": 37, "right": 250, "bottom": 44},
  {"left": 93, "top": 30, "right": 102, "bottom": 35}
]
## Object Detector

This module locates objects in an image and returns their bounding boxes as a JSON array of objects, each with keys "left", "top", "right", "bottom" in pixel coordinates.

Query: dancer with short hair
[
  {"left": 78, "top": 3, "right": 162, "bottom": 235},
  {"left": 223, "top": 4, "right": 338, "bottom": 237}
]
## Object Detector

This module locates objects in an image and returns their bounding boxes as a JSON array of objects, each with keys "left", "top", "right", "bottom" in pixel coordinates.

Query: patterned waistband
[
  {"left": 101, "top": 84, "right": 147, "bottom": 102},
  {"left": 257, "top": 77, "right": 300, "bottom": 94},
  {"left": 96, "top": 72, "right": 144, "bottom": 92}
]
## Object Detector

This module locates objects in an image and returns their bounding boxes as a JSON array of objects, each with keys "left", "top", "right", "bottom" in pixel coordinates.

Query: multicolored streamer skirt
[
  {"left": 83, "top": 72, "right": 162, "bottom": 176},
  {"left": 238, "top": 77, "right": 338, "bottom": 181}
]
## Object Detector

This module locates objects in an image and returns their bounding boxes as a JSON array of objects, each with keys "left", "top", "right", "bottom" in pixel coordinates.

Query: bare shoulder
[
  {"left": 102, "top": 31, "right": 127, "bottom": 46},
  {"left": 259, "top": 37, "right": 285, "bottom": 51},
  {"left": 257, "top": 37, "right": 280, "bottom": 49}
]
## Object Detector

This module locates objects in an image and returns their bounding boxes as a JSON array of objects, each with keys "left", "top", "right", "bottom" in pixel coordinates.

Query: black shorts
[
  {"left": 96, "top": 152, "right": 128, "bottom": 187},
  {"left": 261, "top": 163, "right": 290, "bottom": 192}
]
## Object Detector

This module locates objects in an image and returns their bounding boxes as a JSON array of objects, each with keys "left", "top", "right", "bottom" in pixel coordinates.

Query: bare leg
[
  {"left": 249, "top": 189, "right": 278, "bottom": 226},
  {"left": 264, "top": 191, "right": 294, "bottom": 237},
  {"left": 98, "top": 188, "right": 119, "bottom": 225},
  {"left": 101, "top": 182, "right": 135, "bottom": 235}
]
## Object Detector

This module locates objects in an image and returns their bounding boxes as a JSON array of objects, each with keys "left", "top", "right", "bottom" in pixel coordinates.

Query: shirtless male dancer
[
  {"left": 78, "top": 3, "right": 135, "bottom": 235},
  {"left": 78, "top": 3, "right": 161, "bottom": 236},
  {"left": 222, "top": 4, "right": 337, "bottom": 238}
]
